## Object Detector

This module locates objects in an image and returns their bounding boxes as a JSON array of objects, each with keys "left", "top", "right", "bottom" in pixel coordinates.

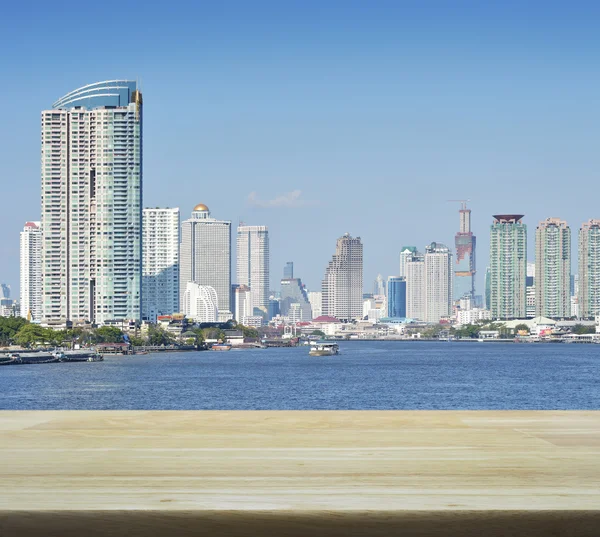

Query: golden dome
[{"left": 193, "top": 203, "right": 209, "bottom": 212}]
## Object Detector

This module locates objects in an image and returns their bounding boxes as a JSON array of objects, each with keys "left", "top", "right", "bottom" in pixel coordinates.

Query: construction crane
[{"left": 447, "top": 199, "right": 471, "bottom": 210}]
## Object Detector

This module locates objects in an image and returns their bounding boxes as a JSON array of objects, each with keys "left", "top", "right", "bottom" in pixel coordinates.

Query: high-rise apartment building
[
  {"left": 399, "top": 246, "right": 417, "bottom": 278},
  {"left": 535, "top": 218, "right": 571, "bottom": 318},
  {"left": 387, "top": 276, "right": 406, "bottom": 318},
  {"left": 453, "top": 202, "right": 476, "bottom": 300},
  {"left": 232, "top": 284, "right": 253, "bottom": 324},
  {"left": 183, "top": 282, "right": 218, "bottom": 323},
  {"left": 236, "top": 225, "right": 269, "bottom": 313},
  {"left": 180, "top": 204, "right": 232, "bottom": 321},
  {"left": 424, "top": 242, "right": 453, "bottom": 322},
  {"left": 20, "top": 221, "right": 42, "bottom": 322},
  {"left": 322, "top": 233, "right": 363, "bottom": 322},
  {"left": 405, "top": 252, "right": 425, "bottom": 321},
  {"left": 41, "top": 80, "right": 143, "bottom": 326},
  {"left": 489, "top": 214, "right": 527, "bottom": 319},
  {"left": 142, "top": 208, "right": 180, "bottom": 322},
  {"left": 578, "top": 219, "right": 600, "bottom": 319},
  {"left": 307, "top": 291, "right": 322, "bottom": 319}
]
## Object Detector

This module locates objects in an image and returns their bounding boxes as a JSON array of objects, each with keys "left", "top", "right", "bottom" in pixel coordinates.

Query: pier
[{"left": 0, "top": 410, "right": 599, "bottom": 536}]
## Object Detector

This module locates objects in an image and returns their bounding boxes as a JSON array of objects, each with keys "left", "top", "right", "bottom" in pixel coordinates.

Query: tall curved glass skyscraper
[{"left": 41, "top": 80, "right": 142, "bottom": 326}]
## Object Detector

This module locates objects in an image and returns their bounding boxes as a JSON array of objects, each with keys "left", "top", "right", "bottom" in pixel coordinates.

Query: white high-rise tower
[
  {"left": 41, "top": 81, "right": 143, "bottom": 326},
  {"left": 180, "top": 204, "right": 232, "bottom": 321},
  {"left": 20, "top": 221, "right": 42, "bottom": 322},
  {"left": 322, "top": 233, "right": 363, "bottom": 322},
  {"left": 236, "top": 225, "right": 269, "bottom": 313},
  {"left": 142, "top": 208, "right": 180, "bottom": 322}
]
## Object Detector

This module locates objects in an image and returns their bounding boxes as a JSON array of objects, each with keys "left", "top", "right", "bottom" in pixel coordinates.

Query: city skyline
[{"left": 2, "top": 2, "right": 600, "bottom": 294}]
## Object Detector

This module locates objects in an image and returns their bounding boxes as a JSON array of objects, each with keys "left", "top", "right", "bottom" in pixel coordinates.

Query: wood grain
[{"left": 0, "top": 411, "right": 599, "bottom": 536}]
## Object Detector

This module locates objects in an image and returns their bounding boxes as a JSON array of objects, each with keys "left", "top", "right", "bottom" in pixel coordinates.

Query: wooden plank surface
[{"left": 0, "top": 411, "right": 599, "bottom": 536}]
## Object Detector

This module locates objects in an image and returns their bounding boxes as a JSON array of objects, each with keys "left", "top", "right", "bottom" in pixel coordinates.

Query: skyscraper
[
  {"left": 399, "top": 246, "right": 417, "bottom": 278},
  {"left": 180, "top": 204, "right": 232, "bottom": 321},
  {"left": 236, "top": 225, "right": 269, "bottom": 313},
  {"left": 20, "top": 221, "right": 42, "bottom": 322},
  {"left": 424, "top": 242, "right": 453, "bottom": 322},
  {"left": 387, "top": 276, "right": 406, "bottom": 318},
  {"left": 142, "top": 208, "right": 180, "bottom": 322},
  {"left": 283, "top": 262, "right": 294, "bottom": 280},
  {"left": 322, "top": 233, "right": 363, "bottom": 322},
  {"left": 373, "top": 274, "right": 385, "bottom": 297},
  {"left": 0, "top": 284, "right": 10, "bottom": 299},
  {"left": 453, "top": 202, "right": 476, "bottom": 300},
  {"left": 280, "top": 278, "right": 312, "bottom": 321},
  {"left": 578, "top": 219, "right": 600, "bottom": 319},
  {"left": 41, "top": 80, "right": 143, "bottom": 326},
  {"left": 489, "top": 214, "right": 527, "bottom": 319},
  {"left": 405, "top": 252, "right": 425, "bottom": 320},
  {"left": 535, "top": 218, "right": 571, "bottom": 318}
]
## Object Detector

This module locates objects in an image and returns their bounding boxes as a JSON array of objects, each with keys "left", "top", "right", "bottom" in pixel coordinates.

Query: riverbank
[{"left": 0, "top": 410, "right": 598, "bottom": 536}]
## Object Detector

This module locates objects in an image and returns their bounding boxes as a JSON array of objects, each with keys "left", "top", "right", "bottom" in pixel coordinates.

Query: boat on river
[{"left": 308, "top": 342, "right": 340, "bottom": 356}]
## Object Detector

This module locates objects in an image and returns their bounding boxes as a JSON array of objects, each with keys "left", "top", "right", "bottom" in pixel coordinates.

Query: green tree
[
  {"left": 14, "top": 324, "right": 58, "bottom": 348},
  {"left": 311, "top": 330, "right": 326, "bottom": 338},
  {"left": 93, "top": 326, "right": 125, "bottom": 343},
  {"left": 572, "top": 324, "right": 595, "bottom": 335},
  {"left": 0, "top": 317, "right": 29, "bottom": 346},
  {"left": 239, "top": 325, "right": 259, "bottom": 339},
  {"left": 454, "top": 324, "right": 480, "bottom": 339},
  {"left": 201, "top": 327, "right": 226, "bottom": 342},
  {"left": 147, "top": 326, "right": 175, "bottom": 346},
  {"left": 514, "top": 323, "right": 530, "bottom": 334}
]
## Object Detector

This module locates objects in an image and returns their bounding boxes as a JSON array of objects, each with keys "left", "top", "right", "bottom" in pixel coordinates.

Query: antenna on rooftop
[{"left": 447, "top": 199, "right": 471, "bottom": 210}]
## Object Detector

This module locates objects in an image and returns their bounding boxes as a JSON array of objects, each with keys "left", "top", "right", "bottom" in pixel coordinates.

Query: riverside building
[
  {"left": 424, "top": 242, "right": 453, "bottom": 323},
  {"left": 387, "top": 276, "right": 406, "bottom": 318},
  {"left": 41, "top": 80, "right": 143, "bottom": 326},
  {"left": 142, "top": 208, "right": 180, "bottom": 322},
  {"left": 236, "top": 225, "right": 269, "bottom": 314},
  {"left": 20, "top": 221, "right": 42, "bottom": 322},
  {"left": 489, "top": 214, "right": 527, "bottom": 319},
  {"left": 322, "top": 233, "right": 363, "bottom": 322},
  {"left": 578, "top": 219, "right": 600, "bottom": 319},
  {"left": 453, "top": 202, "right": 476, "bottom": 300},
  {"left": 535, "top": 218, "right": 571, "bottom": 318},
  {"left": 405, "top": 252, "right": 425, "bottom": 321},
  {"left": 180, "top": 204, "right": 232, "bottom": 321}
]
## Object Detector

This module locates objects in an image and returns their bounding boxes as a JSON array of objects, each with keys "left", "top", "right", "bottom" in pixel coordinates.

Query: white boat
[{"left": 309, "top": 342, "right": 339, "bottom": 356}]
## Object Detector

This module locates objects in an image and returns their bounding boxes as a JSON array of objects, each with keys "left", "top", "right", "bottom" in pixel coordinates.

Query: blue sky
[{"left": 1, "top": 1, "right": 599, "bottom": 295}]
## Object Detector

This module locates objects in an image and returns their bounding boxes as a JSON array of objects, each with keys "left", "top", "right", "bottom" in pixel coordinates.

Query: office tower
[
  {"left": 399, "top": 246, "right": 417, "bottom": 278},
  {"left": 307, "top": 291, "right": 322, "bottom": 319},
  {"left": 19, "top": 221, "right": 42, "bottom": 322},
  {"left": 578, "top": 219, "right": 600, "bottom": 319},
  {"left": 373, "top": 274, "right": 385, "bottom": 297},
  {"left": 489, "top": 214, "right": 527, "bottom": 319},
  {"left": 267, "top": 297, "right": 280, "bottom": 320},
  {"left": 535, "top": 218, "right": 571, "bottom": 318},
  {"left": 322, "top": 233, "right": 363, "bottom": 322},
  {"left": 180, "top": 204, "right": 232, "bottom": 321},
  {"left": 424, "top": 242, "right": 453, "bottom": 322},
  {"left": 0, "top": 284, "right": 10, "bottom": 299},
  {"left": 387, "top": 276, "right": 406, "bottom": 318},
  {"left": 283, "top": 262, "right": 294, "bottom": 279},
  {"left": 236, "top": 225, "right": 269, "bottom": 312},
  {"left": 183, "top": 282, "right": 218, "bottom": 323},
  {"left": 405, "top": 252, "right": 425, "bottom": 320},
  {"left": 453, "top": 202, "right": 476, "bottom": 300},
  {"left": 41, "top": 80, "right": 143, "bottom": 326},
  {"left": 232, "top": 284, "right": 253, "bottom": 324},
  {"left": 280, "top": 278, "right": 312, "bottom": 321},
  {"left": 142, "top": 208, "right": 180, "bottom": 322}
]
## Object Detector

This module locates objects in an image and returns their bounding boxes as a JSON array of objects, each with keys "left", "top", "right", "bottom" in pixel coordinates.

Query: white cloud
[{"left": 247, "top": 190, "right": 318, "bottom": 208}]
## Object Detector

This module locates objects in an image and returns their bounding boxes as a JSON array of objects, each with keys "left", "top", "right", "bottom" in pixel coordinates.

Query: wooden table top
[{"left": 1, "top": 411, "right": 599, "bottom": 536}]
